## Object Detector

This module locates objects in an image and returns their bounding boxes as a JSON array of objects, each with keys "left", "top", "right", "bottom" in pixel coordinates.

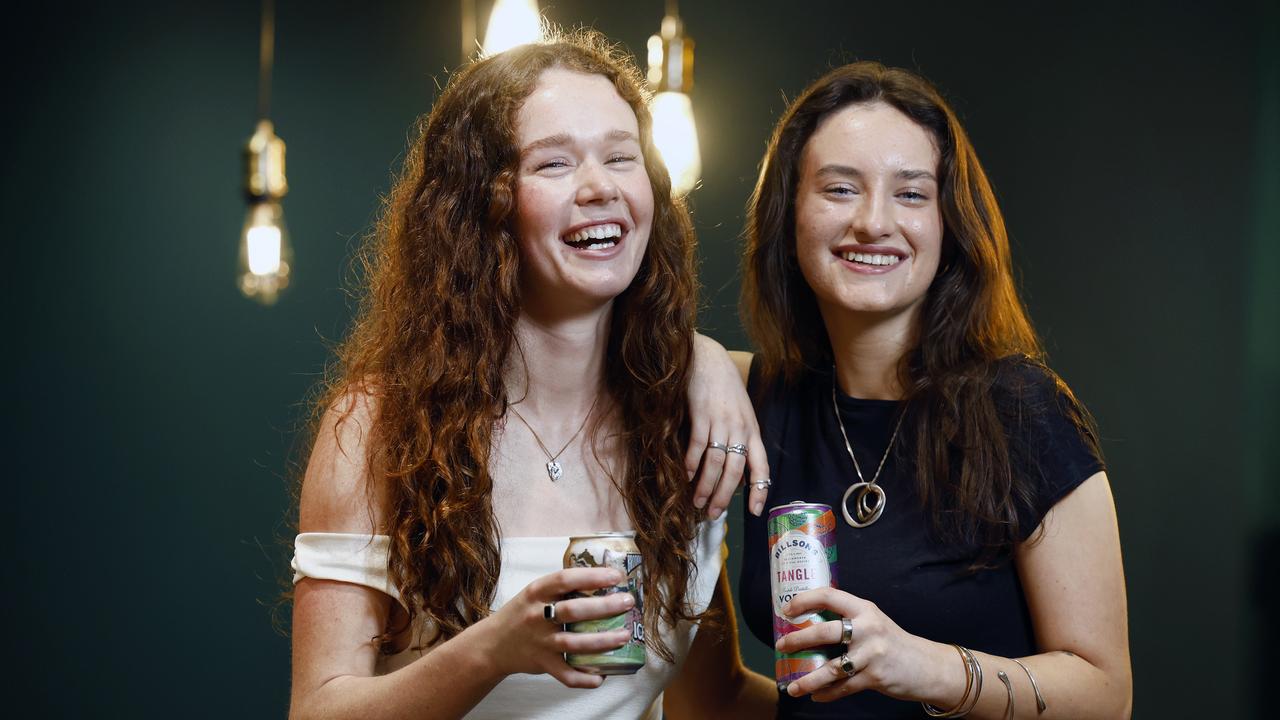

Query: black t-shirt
[{"left": 739, "top": 357, "right": 1106, "bottom": 719}]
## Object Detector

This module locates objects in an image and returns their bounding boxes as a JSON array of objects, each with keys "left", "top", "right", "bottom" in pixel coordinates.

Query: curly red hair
[{"left": 307, "top": 30, "right": 704, "bottom": 661}]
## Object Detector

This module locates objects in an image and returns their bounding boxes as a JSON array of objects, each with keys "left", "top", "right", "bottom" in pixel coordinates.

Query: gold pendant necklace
[
  {"left": 831, "top": 375, "right": 906, "bottom": 528},
  {"left": 507, "top": 394, "right": 600, "bottom": 482}
]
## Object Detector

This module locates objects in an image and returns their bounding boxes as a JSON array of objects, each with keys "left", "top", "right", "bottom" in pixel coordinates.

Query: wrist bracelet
[
  {"left": 957, "top": 646, "right": 984, "bottom": 716},
  {"left": 922, "top": 644, "right": 980, "bottom": 718}
]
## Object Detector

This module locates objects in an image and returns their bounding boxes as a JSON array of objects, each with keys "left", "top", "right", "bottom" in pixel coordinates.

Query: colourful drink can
[
  {"left": 768, "top": 501, "right": 839, "bottom": 691},
  {"left": 562, "top": 532, "right": 646, "bottom": 675}
]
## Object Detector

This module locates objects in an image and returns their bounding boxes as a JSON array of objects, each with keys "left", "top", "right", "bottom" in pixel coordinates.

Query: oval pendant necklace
[{"left": 831, "top": 375, "right": 905, "bottom": 528}]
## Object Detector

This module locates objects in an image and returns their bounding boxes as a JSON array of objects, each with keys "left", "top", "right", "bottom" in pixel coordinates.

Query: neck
[
  {"left": 506, "top": 303, "right": 611, "bottom": 415},
  {"left": 822, "top": 306, "right": 917, "bottom": 401}
]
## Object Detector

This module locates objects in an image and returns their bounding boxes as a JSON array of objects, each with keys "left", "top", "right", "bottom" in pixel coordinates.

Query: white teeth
[
  {"left": 585, "top": 241, "right": 615, "bottom": 250},
  {"left": 841, "top": 251, "right": 901, "bottom": 266},
  {"left": 566, "top": 223, "right": 623, "bottom": 244}
]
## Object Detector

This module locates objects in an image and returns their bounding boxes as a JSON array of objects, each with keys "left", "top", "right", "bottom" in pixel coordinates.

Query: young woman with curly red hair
[{"left": 288, "top": 32, "right": 773, "bottom": 720}]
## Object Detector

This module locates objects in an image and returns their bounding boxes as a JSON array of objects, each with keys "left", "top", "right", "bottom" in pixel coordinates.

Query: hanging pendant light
[
  {"left": 647, "top": 2, "right": 701, "bottom": 196},
  {"left": 481, "top": 0, "right": 543, "bottom": 56},
  {"left": 239, "top": 0, "right": 292, "bottom": 305}
]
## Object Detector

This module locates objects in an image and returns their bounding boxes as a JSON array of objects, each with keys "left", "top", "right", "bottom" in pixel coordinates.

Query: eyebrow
[
  {"left": 521, "top": 129, "right": 640, "bottom": 155},
  {"left": 816, "top": 164, "right": 937, "bottom": 183}
]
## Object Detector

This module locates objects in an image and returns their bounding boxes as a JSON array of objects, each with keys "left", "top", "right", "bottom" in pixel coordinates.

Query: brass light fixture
[
  {"left": 647, "top": 0, "right": 701, "bottom": 195},
  {"left": 238, "top": 0, "right": 292, "bottom": 305}
]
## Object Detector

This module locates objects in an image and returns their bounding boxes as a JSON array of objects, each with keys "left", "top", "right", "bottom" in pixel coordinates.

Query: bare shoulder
[{"left": 299, "top": 384, "right": 390, "bottom": 535}]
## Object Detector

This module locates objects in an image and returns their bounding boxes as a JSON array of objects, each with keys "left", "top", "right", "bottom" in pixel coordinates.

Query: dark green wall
[{"left": 8, "top": 1, "right": 1275, "bottom": 716}]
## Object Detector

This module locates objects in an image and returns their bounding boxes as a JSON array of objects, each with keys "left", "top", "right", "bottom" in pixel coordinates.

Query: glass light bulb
[
  {"left": 650, "top": 91, "right": 702, "bottom": 195},
  {"left": 238, "top": 201, "right": 292, "bottom": 305},
  {"left": 482, "top": 0, "right": 542, "bottom": 56}
]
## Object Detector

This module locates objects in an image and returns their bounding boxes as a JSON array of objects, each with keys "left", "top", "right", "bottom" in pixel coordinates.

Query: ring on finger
[
  {"left": 837, "top": 653, "right": 857, "bottom": 677},
  {"left": 752, "top": 477, "right": 772, "bottom": 490},
  {"left": 708, "top": 440, "right": 729, "bottom": 453},
  {"left": 839, "top": 617, "right": 854, "bottom": 646},
  {"left": 543, "top": 602, "right": 558, "bottom": 622},
  {"left": 727, "top": 443, "right": 748, "bottom": 456}
]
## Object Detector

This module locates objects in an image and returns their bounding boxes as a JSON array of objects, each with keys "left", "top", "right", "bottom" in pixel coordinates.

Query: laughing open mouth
[{"left": 563, "top": 222, "right": 622, "bottom": 250}]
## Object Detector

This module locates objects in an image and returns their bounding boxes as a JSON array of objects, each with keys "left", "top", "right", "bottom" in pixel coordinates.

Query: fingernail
[
  {"left": 621, "top": 593, "right": 635, "bottom": 607},
  {"left": 709, "top": 506, "right": 722, "bottom": 520},
  {"left": 787, "top": 683, "right": 799, "bottom": 697},
  {"left": 693, "top": 496, "right": 706, "bottom": 509},
  {"left": 751, "top": 501, "right": 763, "bottom": 516}
]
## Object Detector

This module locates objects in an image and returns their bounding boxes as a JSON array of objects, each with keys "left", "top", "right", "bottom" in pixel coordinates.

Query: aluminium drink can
[
  {"left": 768, "top": 501, "right": 840, "bottom": 691},
  {"left": 561, "top": 532, "right": 646, "bottom": 675}
]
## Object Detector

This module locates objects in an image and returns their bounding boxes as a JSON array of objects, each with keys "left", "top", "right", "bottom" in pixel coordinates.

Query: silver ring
[
  {"left": 752, "top": 477, "right": 772, "bottom": 490},
  {"left": 727, "top": 443, "right": 748, "bottom": 456},
  {"left": 543, "top": 602, "right": 557, "bottom": 621},
  {"left": 839, "top": 617, "right": 853, "bottom": 645},
  {"left": 707, "top": 440, "right": 729, "bottom": 453},
  {"left": 837, "top": 653, "right": 857, "bottom": 677}
]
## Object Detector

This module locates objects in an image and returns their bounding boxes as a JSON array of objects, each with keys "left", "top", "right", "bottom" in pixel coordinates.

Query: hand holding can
[
  {"left": 768, "top": 502, "right": 840, "bottom": 691},
  {"left": 561, "top": 532, "right": 647, "bottom": 676}
]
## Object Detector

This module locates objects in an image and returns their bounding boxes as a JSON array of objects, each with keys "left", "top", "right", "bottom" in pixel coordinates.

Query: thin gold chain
[{"left": 507, "top": 393, "right": 601, "bottom": 464}]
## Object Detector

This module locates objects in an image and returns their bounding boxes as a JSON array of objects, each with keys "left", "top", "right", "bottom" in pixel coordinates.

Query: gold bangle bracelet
[
  {"left": 959, "top": 647, "right": 984, "bottom": 716},
  {"left": 922, "top": 644, "right": 973, "bottom": 718}
]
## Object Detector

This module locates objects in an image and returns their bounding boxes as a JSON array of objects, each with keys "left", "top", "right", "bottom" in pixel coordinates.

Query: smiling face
[
  {"left": 794, "top": 101, "right": 944, "bottom": 331},
  {"left": 513, "top": 68, "right": 654, "bottom": 312}
]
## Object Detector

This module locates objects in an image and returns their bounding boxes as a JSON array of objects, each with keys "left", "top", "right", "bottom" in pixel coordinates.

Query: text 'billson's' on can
[
  {"left": 768, "top": 501, "right": 840, "bottom": 691},
  {"left": 562, "top": 532, "right": 646, "bottom": 675}
]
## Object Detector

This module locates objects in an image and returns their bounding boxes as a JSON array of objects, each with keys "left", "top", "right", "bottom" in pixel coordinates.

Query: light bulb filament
[
  {"left": 483, "top": 0, "right": 542, "bottom": 56},
  {"left": 247, "top": 224, "right": 283, "bottom": 275}
]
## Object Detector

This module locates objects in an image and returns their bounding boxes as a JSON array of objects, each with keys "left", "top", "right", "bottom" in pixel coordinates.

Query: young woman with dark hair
[
  {"left": 287, "top": 31, "right": 774, "bottom": 720},
  {"left": 706, "top": 62, "right": 1131, "bottom": 718}
]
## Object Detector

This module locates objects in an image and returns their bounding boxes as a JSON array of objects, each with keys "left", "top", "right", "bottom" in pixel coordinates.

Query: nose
[
  {"left": 849, "top": 192, "right": 892, "bottom": 240},
  {"left": 575, "top": 160, "right": 621, "bottom": 206}
]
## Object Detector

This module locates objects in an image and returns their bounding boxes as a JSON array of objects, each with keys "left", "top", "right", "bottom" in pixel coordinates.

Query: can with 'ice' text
[
  {"left": 562, "top": 532, "right": 646, "bottom": 675},
  {"left": 768, "top": 501, "right": 840, "bottom": 691}
]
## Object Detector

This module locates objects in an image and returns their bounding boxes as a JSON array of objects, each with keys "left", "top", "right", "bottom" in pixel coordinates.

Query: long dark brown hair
[
  {"left": 743, "top": 62, "right": 1099, "bottom": 565},
  {"left": 305, "top": 30, "right": 703, "bottom": 661}
]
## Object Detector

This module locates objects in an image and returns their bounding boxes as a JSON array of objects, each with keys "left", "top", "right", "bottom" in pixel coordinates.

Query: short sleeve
[
  {"left": 995, "top": 359, "right": 1107, "bottom": 540},
  {"left": 292, "top": 532, "right": 404, "bottom": 605}
]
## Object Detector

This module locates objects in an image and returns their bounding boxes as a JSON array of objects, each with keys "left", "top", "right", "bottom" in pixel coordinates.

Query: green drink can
[{"left": 562, "top": 532, "right": 646, "bottom": 675}]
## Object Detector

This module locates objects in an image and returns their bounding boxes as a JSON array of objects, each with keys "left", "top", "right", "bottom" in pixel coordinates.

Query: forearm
[
  {"left": 290, "top": 624, "right": 502, "bottom": 720},
  {"left": 692, "top": 332, "right": 751, "bottom": 385},
  {"left": 914, "top": 642, "right": 1131, "bottom": 719}
]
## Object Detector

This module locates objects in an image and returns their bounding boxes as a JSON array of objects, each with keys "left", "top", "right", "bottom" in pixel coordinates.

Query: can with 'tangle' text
[
  {"left": 768, "top": 501, "right": 840, "bottom": 691},
  {"left": 562, "top": 532, "right": 646, "bottom": 675}
]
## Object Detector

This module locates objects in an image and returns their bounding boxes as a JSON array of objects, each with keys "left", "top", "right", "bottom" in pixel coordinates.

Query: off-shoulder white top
[{"left": 292, "top": 513, "right": 727, "bottom": 720}]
